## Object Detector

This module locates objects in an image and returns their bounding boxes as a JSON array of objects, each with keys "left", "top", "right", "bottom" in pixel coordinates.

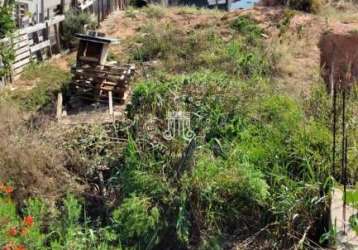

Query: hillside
[{"left": 0, "top": 2, "right": 357, "bottom": 249}]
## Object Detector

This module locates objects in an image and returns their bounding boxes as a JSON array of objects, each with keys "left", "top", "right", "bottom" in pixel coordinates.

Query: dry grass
[
  {"left": 272, "top": 24, "right": 322, "bottom": 98},
  {"left": 266, "top": 3, "right": 358, "bottom": 99},
  {"left": 319, "top": 1, "right": 358, "bottom": 22},
  {"left": 0, "top": 101, "right": 85, "bottom": 205}
]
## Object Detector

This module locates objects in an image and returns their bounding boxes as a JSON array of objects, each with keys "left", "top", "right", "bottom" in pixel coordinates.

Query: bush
[
  {"left": 0, "top": 4, "right": 15, "bottom": 39},
  {"left": 230, "top": 15, "right": 263, "bottom": 39},
  {"left": 0, "top": 190, "right": 114, "bottom": 249},
  {"left": 112, "top": 196, "right": 161, "bottom": 248},
  {"left": 62, "top": 9, "right": 96, "bottom": 48},
  {"left": 0, "top": 3, "right": 16, "bottom": 78}
]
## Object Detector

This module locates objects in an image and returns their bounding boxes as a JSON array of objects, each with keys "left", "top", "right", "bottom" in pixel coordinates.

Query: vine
[{"left": 0, "top": 2, "right": 16, "bottom": 78}]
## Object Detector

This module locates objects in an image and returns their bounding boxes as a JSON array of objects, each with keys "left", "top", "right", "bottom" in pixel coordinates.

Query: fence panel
[{"left": 0, "top": 14, "right": 65, "bottom": 84}]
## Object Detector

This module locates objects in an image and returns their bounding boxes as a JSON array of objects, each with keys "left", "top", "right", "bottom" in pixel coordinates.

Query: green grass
[
  {"left": 130, "top": 18, "right": 273, "bottom": 78},
  {"left": 346, "top": 189, "right": 358, "bottom": 209},
  {"left": 0, "top": 63, "right": 70, "bottom": 111}
]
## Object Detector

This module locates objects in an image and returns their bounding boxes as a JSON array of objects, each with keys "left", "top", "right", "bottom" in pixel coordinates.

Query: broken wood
[
  {"left": 108, "top": 91, "right": 113, "bottom": 115},
  {"left": 56, "top": 92, "right": 63, "bottom": 121}
]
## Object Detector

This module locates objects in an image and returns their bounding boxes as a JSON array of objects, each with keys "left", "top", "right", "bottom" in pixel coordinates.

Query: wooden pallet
[{"left": 70, "top": 64, "right": 135, "bottom": 101}]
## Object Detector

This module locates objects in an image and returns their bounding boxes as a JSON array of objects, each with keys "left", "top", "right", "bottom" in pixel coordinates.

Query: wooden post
[
  {"left": 60, "top": 0, "right": 65, "bottom": 14},
  {"left": 97, "top": 0, "right": 101, "bottom": 27},
  {"left": 33, "top": 31, "right": 43, "bottom": 61},
  {"left": 108, "top": 91, "right": 113, "bottom": 115},
  {"left": 45, "top": 22, "right": 52, "bottom": 58},
  {"left": 101, "top": 0, "right": 105, "bottom": 20},
  {"left": 107, "top": 0, "right": 110, "bottom": 15},
  {"left": 54, "top": 23, "right": 61, "bottom": 53},
  {"left": 56, "top": 92, "right": 63, "bottom": 121},
  {"left": 40, "top": 0, "right": 45, "bottom": 22},
  {"left": 0, "top": 76, "right": 4, "bottom": 88},
  {"left": 16, "top": 4, "right": 20, "bottom": 27}
]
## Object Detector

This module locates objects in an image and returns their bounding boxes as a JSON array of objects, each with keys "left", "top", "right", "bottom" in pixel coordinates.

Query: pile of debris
[{"left": 69, "top": 31, "right": 135, "bottom": 113}]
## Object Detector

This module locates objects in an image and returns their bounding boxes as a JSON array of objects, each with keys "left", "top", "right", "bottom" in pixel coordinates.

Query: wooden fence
[{"left": 0, "top": 14, "right": 64, "bottom": 86}]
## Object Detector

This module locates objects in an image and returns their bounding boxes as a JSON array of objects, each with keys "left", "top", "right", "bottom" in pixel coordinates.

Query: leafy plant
[
  {"left": 0, "top": 2, "right": 15, "bottom": 78},
  {"left": 230, "top": 15, "right": 263, "bottom": 40},
  {"left": 0, "top": 3, "right": 15, "bottom": 39},
  {"left": 62, "top": 9, "right": 96, "bottom": 48},
  {"left": 112, "top": 196, "right": 161, "bottom": 249},
  {"left": 349, "top": 214, "right": 358, "bottom": 234},
  {"left": 319, "top": 223, "right": 337, "bottom": 245}
]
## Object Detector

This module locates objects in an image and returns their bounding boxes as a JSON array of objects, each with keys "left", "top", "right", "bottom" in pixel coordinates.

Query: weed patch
[{"left": 1, "top": 63, "right": 70, "bottom": 111}]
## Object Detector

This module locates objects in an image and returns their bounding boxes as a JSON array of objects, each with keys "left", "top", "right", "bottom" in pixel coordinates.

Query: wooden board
[
  {"left": 12, "top": 57, "right": 30, "bottom": 70},
  {"left": 14, "top": 50, "right": 30, "bottom": 62},
  {"left": 79, "top": 0, "right": 94, "bottom": 10},
  {"left": 13, "top": 39, "right": 29, "bottom": 50},
  {"left": 15, "top": 46, "right": 30, "bottom": 56},
  {"left": 30, "top": 40, "right": 50, "bottom": 53}
]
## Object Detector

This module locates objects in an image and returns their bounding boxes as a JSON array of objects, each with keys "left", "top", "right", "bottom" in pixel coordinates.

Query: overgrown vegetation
[
  {"left": 0, "top": 2, "right": 16, "bottom": 78},
  {"left": 1, "top": 4, "right": 357, "bottom": 250},
  {"left": 0, "top": 1, "right": 15, "bottom": 39},
  {"left": 130, "top": 18, "right": 273, "bottom": 78},
  {"left": 62, "top": 9, "right": 96, "bottom": 48},
  {"left": 0, "top": 63, "right": 70, "bottom": 111}
]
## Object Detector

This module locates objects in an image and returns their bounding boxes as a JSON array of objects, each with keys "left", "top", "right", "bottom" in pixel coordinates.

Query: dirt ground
[{"left": 97, "top": 6, "right": 358, "bottom": 98}]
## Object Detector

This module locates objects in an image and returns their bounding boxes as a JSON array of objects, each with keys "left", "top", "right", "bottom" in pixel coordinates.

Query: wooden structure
[
  {"left": 0, "top": 14, "right": 65, "bottom": 86},
  {"left": 13, "top": 15, "right": 64, "bottom": 76},
  {"left": 68, "top": 32, "right": 135, "bottom": 115},
  {"left": 0, "top": 0, "right": 130, "bottom": 87}
]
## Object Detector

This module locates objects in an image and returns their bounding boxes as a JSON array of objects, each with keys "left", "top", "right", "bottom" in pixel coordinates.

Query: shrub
[
  {"left": 0, "top": 3, "right": 15, "bottom": 78},
  {"left": 62, "top": 9, "right": 96, "bottom": 48},
  {"left": 112, "top": 196, "right": 161, "bottom": 248},
  {"left": 230, "top": 15, "right": 263, "bottom": 39},
  {"left": 0, "top": 3, "right": 15, "bottom": 39},
  {"left": 0, "top": 184, "right": 45, "bottom": 249}
]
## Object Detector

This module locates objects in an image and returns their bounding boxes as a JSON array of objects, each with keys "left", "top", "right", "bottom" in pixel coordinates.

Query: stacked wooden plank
[{"left": 71, "top": 63, "right": 135, "bottom": 102}]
